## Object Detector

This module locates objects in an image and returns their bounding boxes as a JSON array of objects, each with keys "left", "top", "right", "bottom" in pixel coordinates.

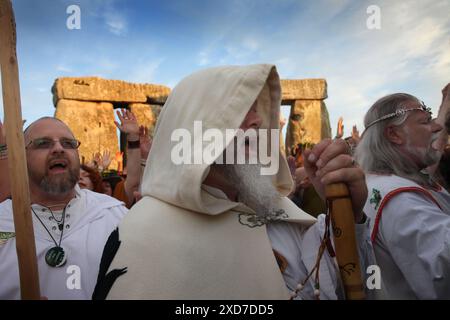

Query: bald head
[{"left": 24, "top": 117, "right": 75, "bottom": 144}]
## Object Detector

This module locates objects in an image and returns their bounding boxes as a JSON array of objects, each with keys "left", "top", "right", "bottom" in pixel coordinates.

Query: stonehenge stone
[
  {"left": 52, "top": 77, "right": 171, "bottom": 105},
  {"left": 54, "top": 99, "right": 121, "bottom": 170},
  {"left": 51, "top": 76, "right": 331, "bottom": 170},
  {"left": 280, "top": 79, "right": 327, "bottom": 101},
  {"left": 52, "top": 77, "right": 170, "bottom": 171},
  {"left": 281, "top": 79, "right": 331, "bottom": 157},
  {"left": 129, "top": 103, "right": 162, "bottom": 137},
  {"left": 285, "top": 100, "right": 332, "bottom": 156}
]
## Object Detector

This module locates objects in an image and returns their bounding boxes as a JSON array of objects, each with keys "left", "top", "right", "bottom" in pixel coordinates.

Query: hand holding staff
[
  {"left": 0, "top": 0, "right": 40, "bottom": 299},
  {"left": 304, "top": 138, "right": 367, "bottom": 300}
]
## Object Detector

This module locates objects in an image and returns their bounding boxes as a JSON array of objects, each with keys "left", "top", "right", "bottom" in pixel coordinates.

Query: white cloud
[
  {"left": 98, "top": 58, "right": 119, "bottom": 72},
  {"left": 242, "top": 37, "right": 259, "bottom": 51},
  {"left": 197, "top": 36, "right": 261, "bottom": 67},
  {"left": 265, "top": 0, "right": 450, "bottom": 137},
  {"left": 189, "top": 0, "right": 448, "bottom": 136},
  {"left": 36, "top": 87, "right": 49, "bottom": 93},
  {"left": 124, "top": 58, "right": 165, "bottom": 84},
  {"left": 103, "top": 7, "right": 127, "bottom": 36},
  {"left": 11, "top": 0, "right": 448, "bottom": 136},
  {"left": 56, "top": 65, "right": 72, "bottom": 73},
  {"left": 198, "top": 50, "right": 211, "bottom": 66}
]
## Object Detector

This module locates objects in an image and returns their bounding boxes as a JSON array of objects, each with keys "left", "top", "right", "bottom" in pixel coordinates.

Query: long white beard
[{"left": 223, "top": 164, "right": 280, "bottom": 217}]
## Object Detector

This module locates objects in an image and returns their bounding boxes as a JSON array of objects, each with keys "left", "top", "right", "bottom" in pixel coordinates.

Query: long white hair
[{"left": 355, "top": 93, "right": 433, "bottom": 186}]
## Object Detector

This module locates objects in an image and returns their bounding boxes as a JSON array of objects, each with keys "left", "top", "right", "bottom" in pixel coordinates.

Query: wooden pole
[
  {"left": 0, "top": 0, "right": 41, "bottom": 299},
  {"left": 326, "top": 183, "right": 365, "bottom": 300}
]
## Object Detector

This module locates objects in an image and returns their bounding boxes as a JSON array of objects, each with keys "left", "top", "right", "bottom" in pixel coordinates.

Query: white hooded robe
[{"left": 102, "top": 64, "right": 373, "bottom": 300}]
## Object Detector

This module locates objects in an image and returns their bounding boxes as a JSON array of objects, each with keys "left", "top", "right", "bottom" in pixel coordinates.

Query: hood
[{"left": 141, "top": 64, "right": 304, "bottom": 216}]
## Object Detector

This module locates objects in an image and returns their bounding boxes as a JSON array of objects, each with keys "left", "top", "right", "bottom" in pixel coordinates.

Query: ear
[{"left": 384, "top": 126, "right": 405, "bottom": 145}]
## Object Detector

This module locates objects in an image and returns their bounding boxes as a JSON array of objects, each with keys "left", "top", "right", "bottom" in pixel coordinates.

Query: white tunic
[
  {"left": 266, "top": 214, "right": 374, "bottom": 299},
  {"left": 0, "top": 186, "right": 127, "bottom": 300},
  {"left": 204, "top": 185, "right": 375, "bottom": 299},
  {"left": 364, "top": 174, "right": 450, "bottom": 299},
  {"left": 205, "top": 185, "right": 376, "bottom": 300}
]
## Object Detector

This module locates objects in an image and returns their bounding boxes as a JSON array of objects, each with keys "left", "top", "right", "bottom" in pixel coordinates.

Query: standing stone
[
  {"left": 54, "top": 99, "right": 120, "bottom": 170},
  {"left": 281, "top": 79, "right": 331, "bottom": 156},
  {"left": 285, "top": 100, "right": 331, "bottom": 156},
  {"left": 281, "top": 79, "right": 327, "bottom": 101},
  {"left": 129, "top": 104, "right": 162, "bottom": 137},
  {"left": 51, "top": 76, "right": 331, "bottom": 170},
  {"left": 52, "top": 77, "right": 170, "bottom": 105}
]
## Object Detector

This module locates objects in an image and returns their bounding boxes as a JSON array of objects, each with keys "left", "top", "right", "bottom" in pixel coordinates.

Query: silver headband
[{"left": 365, "top": 101, "right": 432, "bottom": 130}]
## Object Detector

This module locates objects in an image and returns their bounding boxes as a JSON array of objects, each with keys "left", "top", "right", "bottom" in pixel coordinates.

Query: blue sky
[{"left": 1, "top": 0, "right": 449, "bottom": 137}]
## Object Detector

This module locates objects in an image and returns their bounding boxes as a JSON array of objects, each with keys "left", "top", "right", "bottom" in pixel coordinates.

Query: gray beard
[
  {"left": 223, "top": 164, "right": 280, "bottom": 217},
  {"left": 404, "top": 132, "right": 442, "bottom": 168},
  {"left": 39, "top": 169, "right": 79, "bottom": 195},
  {"left": 424, "top": 151, "right": 441, "bottom": 167}
]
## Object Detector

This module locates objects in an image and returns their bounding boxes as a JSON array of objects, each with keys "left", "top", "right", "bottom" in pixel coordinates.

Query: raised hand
[
  {"left": 0, "top": 119, "right": 5, "bottom": 145},
  {"left": 139, "top": 126, "right": 152, "bottom": 160},
  {"left": 115, "top": 151, "right": 124, "bottom": 173},
  {"left": 441, "top": 83, "right": 450, "bottom": 105},
  {"left": 114, "top": 109, "right": 140, "bottom": 141},
  {"left": 86, "top": 152, "right": 100, "bottom": 169},
  {"left": 351, "top": 125, "right": 360, "bottom": 144},
  {"left": 433, "top": 83, "right": 450, "bottom": 151},
  {"left": 100, "top": 150, "right": 112, "bottom": 170},
  {"left": 93, "top": 152, "right": 102, "bottom": 165},
  {"left": 287, "top": 154, "right": 297, "bottom": 174},
  {"left": 336, "top": 117, "right": 344, "bottom": 139}
]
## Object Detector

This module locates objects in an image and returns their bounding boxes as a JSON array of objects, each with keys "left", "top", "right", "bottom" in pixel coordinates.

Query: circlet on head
[{"left": 364, "top": 101, "right": 432, "bottom": 130}]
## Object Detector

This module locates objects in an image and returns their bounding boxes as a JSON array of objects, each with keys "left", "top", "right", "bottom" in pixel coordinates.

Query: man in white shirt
[
  {"left": 0, "top": 117, "right": 127, "bottom": 299},
  {"left": 355, "top": 87, "right": 450, "bottom": 299}
]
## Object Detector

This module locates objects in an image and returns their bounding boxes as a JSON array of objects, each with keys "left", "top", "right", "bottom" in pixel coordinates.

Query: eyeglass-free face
[{"left": 388, "top": 100, "right": 442, "bottom": 168}]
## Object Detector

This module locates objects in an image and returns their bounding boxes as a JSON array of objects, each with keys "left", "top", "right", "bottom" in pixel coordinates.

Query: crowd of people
[{"left": 0, "top": 64, "right": 449, "bottom": 300}]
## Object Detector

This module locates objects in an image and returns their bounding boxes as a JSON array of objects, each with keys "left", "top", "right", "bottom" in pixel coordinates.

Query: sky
[{"left": 0, "top": 0, "right": 449, "bottom": 138}]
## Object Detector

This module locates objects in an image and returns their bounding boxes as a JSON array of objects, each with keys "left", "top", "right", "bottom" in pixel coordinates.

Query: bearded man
[
  {"left": 0, "top": 117, "right": 127, "bottom": 299},
  {"left": 355, "top": 89, "right": 450, "bottom": 299},
  {"left": 94, "top": 65, "right": 374, "bottom": 300}
]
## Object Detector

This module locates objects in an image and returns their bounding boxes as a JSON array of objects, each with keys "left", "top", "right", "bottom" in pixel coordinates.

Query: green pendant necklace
[{"left": 31, "top": 206, "right": 67, "bottom": 268}]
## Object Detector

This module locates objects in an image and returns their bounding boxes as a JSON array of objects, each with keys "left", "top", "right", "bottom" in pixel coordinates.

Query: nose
[
  {"left": 50, "top": 140, "right": 65, "bottom": 153},
  {"left": 432, "top": 120, "right": 443, "bottom": 133}
]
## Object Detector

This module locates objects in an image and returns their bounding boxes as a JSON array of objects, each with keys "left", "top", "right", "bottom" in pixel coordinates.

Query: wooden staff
[
  {"left": 326, "top": 182, "right": 365, "bottom": 300},
  {"left": 0, "top": 0, "right": 41, "bottom": 299}
]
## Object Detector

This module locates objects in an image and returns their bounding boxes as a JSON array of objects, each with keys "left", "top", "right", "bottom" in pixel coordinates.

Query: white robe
[
  {"left": 0, "top": 185, "right": 127, "bottom": 299},
  {"left": 207, "top": 185, "right": 375, "bottom": 300},
  {"left": 267, "top": 215, "right": 373, "bottom": 299},
  {"left": 105, "top": 64, "right": 375, "bottom": 300},
  {"left": 365, "top": 174, "right": 450, "bottom": 299}
]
